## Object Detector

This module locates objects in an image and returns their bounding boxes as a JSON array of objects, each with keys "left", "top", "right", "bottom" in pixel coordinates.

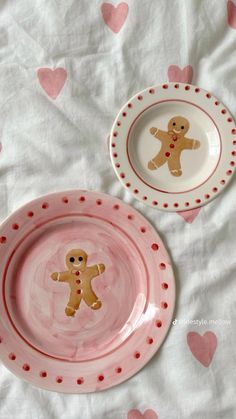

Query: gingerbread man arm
[
  {"left": 149, "top": 127, "right": 168, "bottom": 142},
  {"left": 183, "top": 137, "right": 201, "bottom": 150},
  {"left": 87, "top": 264, "right": 105, "bottom": 279},
  {"left": 51, "top": 271, "right": 70, "bottom": 282}
]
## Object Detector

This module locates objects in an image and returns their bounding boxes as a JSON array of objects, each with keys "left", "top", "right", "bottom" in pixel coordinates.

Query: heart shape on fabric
[
  {"left": 101, "top": 2, "right": 129, "bottom": 33},
  {"left": 37, "top": 68, "right": 67, "bottom": 99},
  {"left": 168, "top": 65, "right": 193, "bottom": 84},
  {"left": 187, "top": 331, "right": 217, "bottom": 367},
  {"left": 177, "top": 207, "right": 201, "bottom": 223},
  {"left": 128, "top": 409, "right": 158, "bottom": 419},
  {"left": 227, "top": 0, "right": 236, "bottom": 29}
]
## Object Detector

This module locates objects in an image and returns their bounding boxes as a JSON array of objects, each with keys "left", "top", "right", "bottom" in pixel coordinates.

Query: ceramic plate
[
  {"left": 0, "top": 190, "right": 175, "bottom": 393},
  {"left": 109, "top": 83, "right": 236, "bottom": 211}
]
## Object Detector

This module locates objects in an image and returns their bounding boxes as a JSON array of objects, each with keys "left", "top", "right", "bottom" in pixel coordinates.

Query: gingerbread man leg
[
  {"left": 83, "top": 290, "right": 102, "bottom": 310},
  {"left": 148, "top": 150, "right": 167, "bottom": 171},
  {"left": 65, "top": 292, "right": 82, "bottom": 317},
  {"left": 167, "top": 154, "right": 182, "bottom": 177}
]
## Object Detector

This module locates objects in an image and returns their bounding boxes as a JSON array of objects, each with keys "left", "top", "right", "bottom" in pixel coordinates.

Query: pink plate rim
[{"left": 0, "top": 190, "right": 175, "bottom": 393}]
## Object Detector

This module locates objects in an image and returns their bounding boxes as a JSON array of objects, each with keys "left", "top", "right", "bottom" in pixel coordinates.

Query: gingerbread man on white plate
[
  {"left": 51, "top": 249, "right": 105, "bottom": 317},
  {"left": 148, "top": 116, "right": 200, "bottom": 176}
]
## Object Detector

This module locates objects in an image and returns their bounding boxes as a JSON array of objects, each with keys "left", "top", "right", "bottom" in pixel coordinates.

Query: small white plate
[{"left": 109, "top": 83, "right": 236, "bottom": 211}]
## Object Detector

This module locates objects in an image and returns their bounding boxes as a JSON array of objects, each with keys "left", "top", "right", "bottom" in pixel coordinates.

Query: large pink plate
[{"left": 0, "top": 190, "right": 175, "bottom": 393}]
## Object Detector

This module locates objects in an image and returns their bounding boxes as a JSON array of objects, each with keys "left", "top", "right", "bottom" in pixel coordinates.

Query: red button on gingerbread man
[
  {"left": 148, "top": 116, "right": 201, "bottom": 176},
  {"left": 51, "top": 249, "right": 105, "bottom": 317}
]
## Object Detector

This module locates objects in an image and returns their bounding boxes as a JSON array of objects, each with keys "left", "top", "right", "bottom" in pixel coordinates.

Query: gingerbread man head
[
  {"left": 168, "top": 116, "right": 189, "bottom": 136},
  {"left": 66, "top": 249, "right": 88, "bottom": 272}
]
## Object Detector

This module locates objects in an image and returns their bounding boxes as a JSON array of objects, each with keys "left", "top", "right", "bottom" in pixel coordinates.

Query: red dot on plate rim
[
  {"left": 122, "top": 112, "right": 127, "bottom": 117},
  {"left": 152, "top": 200, "right": 158, "bottom": 206},
  {"left": 40, "top": 371, "right": 47, "bottom": 378},
  {"left": 174, "top": 84, "right": 179, "bottom": 89},
  {"left": 232, "top": 129, "right": 236, "bottom": 134},
  {"left": 0, "top": 236, "right": 7, "bottom": 244},
  {"left": 113, "top": 153, "right": 118, "bottom": 158},
  {"left": 159, "top": 263, "right": 166, "bottom": 270},
  {"left": 227, "top": 170, "right": 232, "bottom": 175},
  {"left": 230, "top": 161, "right": 235, "bottom": 166},
  {"left": 115, "top": 163, "right": 120, "bottom": 168},
  {"left": 117, "top": 121, "right": 121, "bottom": 126},
  {"left": 79, "top": 196, "right": 85, "bottom": 202},
  {"left": 120, "top": 172, "right": 125, "bottom": 178},
  {"left": 161, "top": 301, "right": 168, "bottom": 309},
  {"left": 149, "top": 88, "right": 155, "bottom": 94},
  {"left": 221, "top": 109, "right": 226, "bottom": 114},
  {"left": 22, "top": 363, "right": 30, "bottom": 371},
  {"left": 9, "top": 352, "right": 16, "bottom": 360},
  {"left": 220, "top": 179, "right": 225, "bottom": 185},
  {"left": 134, "top": 189, "right": 139, "bottom": 194},
  {"left": 205, "top": 194, "right": 210, "bottom": 199},
  {"left": 151, "top": 243, "right": 159, "bottom": 251},
  {"left": 137, "top": 95, "right": 143, "bottom": 100},
  {"left": 12, "top": 223, "right": 19, "bottom": 230},
  {"left": 98, "top": 375, "right": 104, "bottom": 382},
  {"left": 228, "top": 118, "right": 233, "bottom": 122},
  {"left": 162, "top": 282, "right": 168, "bottom": 289},
  {"left": 128, "top": 103, "right": 132, "bottom": 108},
  {"left": 206, "top": 93, "right": 211, "bottom": 98},
  {"left": 195, "top": 199, "right": 201, "bottom": 204},
  {"left": 77, "top": 377, "right": 84, "bottom": 385},
  {"left": 56, "top": 376, "right": 63, "bottom": 383},
  {"left": 128, "top": 214, "right": 133, "bottom": 220},
  {"left": 113, "top": 204, "right": 119, "bottom": 210},
  {"left": 163, "top": 203, "right": 168, "bottom": 208},
  {"left": 162, "top": 84, "right": 168, "bottom": 89},
  {"left": 143, "top": 196, "right": 147, "bottom": 200},
  {"left": 140, "top": 227, "right": 146, "bottom": 233},
  {"left": 185, "top": 85, "right": 190, "bottom": 90},
  {"left": 185, "top": 202, "right": 190, "bottom": 207},
  {"left": 27, "top": 211, "right": 34, "bottom": 217},
  {"left": 195, "top": 88, "right": 200, "bottom": 93},
  {"left": 116, "top": 367, "right": 122, "bottom": 374},
  {"left": 134, "top": 351, "right": 141, "bottom": 359},
  {"left": 42, "top": 202, "right": 49, "bottom": 209},
  {"left": 212, "top": 187, "right": 218, "bottom": 192},
  {"left": 156, "top": 320, "right": 162, "bottom": 328},
  {"left": 215, "top": 101, "right": 219, "bottom": 106},
  {"left": 113, "top": 132, "right": 118, "bottom": 137},
  {"left": 231, "top": 151, "right": 236, "bottom": 156},
  {"left": 147, "top": 337, "right": 154, "bottom": 344},
  {"left": 96, "top": 199, "right": 102, "bottom": 205},
  {"left": 62, "top": 197, "right": 68, "bottom": 203},
  {"left": 174, "top": 203, "right": 179, "bottom": 208}
]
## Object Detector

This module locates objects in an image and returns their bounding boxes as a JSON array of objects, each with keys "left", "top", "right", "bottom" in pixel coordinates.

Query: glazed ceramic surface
[
  {"left": 109, "top": 83, "right": 236, "bottom": 211},
  {"left": 0, "top": 190, "right": 175, "bottom": 393}
]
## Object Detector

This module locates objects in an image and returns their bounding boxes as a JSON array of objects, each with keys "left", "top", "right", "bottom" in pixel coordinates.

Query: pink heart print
[
  {"left": 227, "top": 0, "right": 236, "bottom": 29},
  {"left": 177, "top": 207, "right": 201, "bottom": 224},
  {"left": 128, "top": 409, "right": 158, "bottom": 419},
  {"left": 37, "top": 68, "right": 67, "bottom": 99},
  {"left": 101, "top": 2, "right": 129, "bottom": 33},
  {"left": 168, "top": 65, "right": 193, "bottom": 84},
  {"left": 187, "top": 331, "right": 217, "bottom": 367}
]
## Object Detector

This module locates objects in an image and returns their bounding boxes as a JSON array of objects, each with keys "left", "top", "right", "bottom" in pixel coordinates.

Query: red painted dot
[
  {"left": 212, "top": 187, "right": 218, "bottom": 192},
  {"left": 137, "top": 95, "right": 143, "bottom": 100},
  {"left": 220, "top": 179, "right": 225, "bottom": 185},
  {"left": 221, "top": 109, "right": 226, "bottom": 114},
  {"left": 215, "top": 101, "right": 219, "bottom": 106},
  {"left": 161, "top": 301, "right": 168, "bottom": 309},
  {"left": 56, "top": 376, "right": 63, "bottom": 383},
  {"left": 162, "top": 282, "right": 168, "bottom": 289},
  {"left": 134, "top": 351, "right": 141, "bottom": 359},
  {"left": 140, "top": 227, "right": 146, "bottom": 233},
  {"left": 152, "top": 200, "right": 158, "bottom": 206},
  {"left": 12, "top": 223, "right": 19, "bottom": 230},
  {"left": 174, "top": 203, "right": 179, "bottom": 208},
  {"left": 126, "top": 182, "right": 131, "bottom": 187},
  {"left": 232, "top": 129, "right": 236, "bottom": 134},
  {"left": 162, "top": 84, "right": 168, "bottom": 89},
  {"left": 0, "top": 236, "right": 6, "bottom": 244},
  {"left": 233, "top": 140, "right": 236, "bottom": 145},
  {"left": 79, "top": 196, "right": 85, "bottom": 202},
  {"left": 230, "top": 161, "right": 235, "bottom": 166},
  {"left": 143, "top": 196, "right": 147, "bottom": 200},
  {"left": 134, "top": 189, "right": 139, "bottom": 194},
  {"left": 156, "top": 320, "right": 162, "bottom": 328},
  {"left": 113, "top": 153, "right": 118, "bottom": 158},
  {"left": 159, "top": 263, "right": 166, "bottom": 270},
  {"left": 117, "top": 121, "right": 121, "bottom": 126},
  {"left": 0, "top": 337, "right": 2, "bottom": 343},
  {"left": 228, "top": 118, "right": 233, "bottom": 122},
  {"left": 40, "top": 371, "right": 47, "bottom": 378},
  {"left": 149, "top": 88, "right": 155, "bottom": 94},
  {"left": 174, "top": 84, "right": 179, "bottom": 89},
  {"left": 185, "top": 202, "right": 189, "bottom": 207},
  {"left": 206, "top": 93, "right": 211, "bottom": 98},
  {"left": 22, "top": 364, "right": 30, "bottom": 371},
  {"left": 165, "top": 152, "right": 170, "bottom": 157},
  {"left": 195, "top": 199, "right": 201, "bottom": 204},
  {"left": 62, "top": 197, "right": 68, "bottom": 203},
  {"left": 151, "top": 243, "right": 159, "bottom": 251},
  {"left": 77, "top": 289, "right": 81, "bottom": 294},
  {"left": 98, "top": 375, "right": 104, "bottom": 382},
  {"left": 195, "top": 88, "right": 200, "bottom": 93},
  {"left": 122, "top": 112, "right": 127, "bottom": 117},
  {"left": 227, "top": 170, "right": 232, "bottom": 175},
  {"left": 113, "top": 204, "right": 119, "bottom": 210},
  {"left": 96, "top": 199, "right": 102, "bottom": 205},
  {"left": 116, "top": 367, "right": 122, "bottom": 373},
  {"left": 77, "top": 377, "right": 84, "bottom": 385},
  {"left": 163, "top": 203, "right": 168, "bottom": 208},
  {"left": 42, "top": 202, "right": 49, "bottom": 209},
  {"left": 185, "top": 85, "right": 190, "bottom": 90},
  {"left": 115, "top": 163, "right": 120, "bottom": 168},
  {"left": 128, "top": 103, "right": 132, "bottom": 108},
  {"left": 9, "top": 353, "right": 16, "bottom": 360},
  {"left": 205, "top": 194, "right": 210, "bottom": 199},
  {"left": 112, "top": 143, "right": 116, "bottom": 148},
  {"left": 27, "top": 211, "right": 34, "bottom": 217},
  {"left": 147, "top": 337, "right": 154, "bottom": 344},
  {"left": 128, "top": 214, "right": 133, "bottom": 220},
  {"left": 113, "top": 132, "right": 118, "bottom": 137},
  {"left": 120, "top": 172, "right": 125, "bottom": 179},
  {"left": 231, "top": 151, "right": 236, "bottom": 156},
  {"left": 76, "top": 279, "right": 81, "bottom": 284},
  {"left": 170, "top": 143, "right": 175, "bottom": 148}
]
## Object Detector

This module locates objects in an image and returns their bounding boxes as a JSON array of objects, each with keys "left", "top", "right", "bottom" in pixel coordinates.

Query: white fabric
[{"left": 0, "top": 1, "right": 236, "bottom": 418}]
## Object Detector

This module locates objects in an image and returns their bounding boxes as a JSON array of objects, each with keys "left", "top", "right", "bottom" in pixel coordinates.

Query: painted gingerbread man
[
  {"left": 51, "top": 249, "right": 105, "bottom": 317},
  {"left": 148, "top": 116, "right": 200, "bottom": 176}
]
